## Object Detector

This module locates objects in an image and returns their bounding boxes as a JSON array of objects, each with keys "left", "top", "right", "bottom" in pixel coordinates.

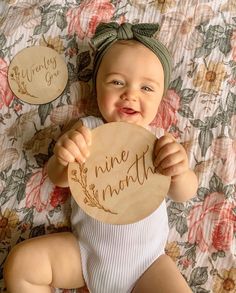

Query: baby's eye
[
  {"left": 142, "top": 86, "right": 154, "bottom": 92},
  {"left": 111, "top": 80, "right": 124, "bottom": 86}
]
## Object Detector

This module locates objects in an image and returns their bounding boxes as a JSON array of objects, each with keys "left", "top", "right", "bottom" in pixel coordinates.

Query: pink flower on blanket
[
  {"left": 212, "top": 215, "right": 236, "bottom": 251},
  {"left": 26, "top": 165, "right": 71, "bottom": 212},
  {"left": 50, "top": 186, "right": 70, "bottom": 208},
  {"left": 25, "top": 166, "right": 54, "bottom": 212},
  {"left": 0, "top": 58, "right": 14, "bottom": 109},
  {"left": 151, "top": 89, "right": 180, "bottom": 133},
  {"left": 26, "top": 166, "right": 70, "bottom": 212},
  {"left": 188, "top": 192, "right": 236, "bottom": 252},
  {"left": 67, "top": 0, "right": 115, "bottom": 39}
]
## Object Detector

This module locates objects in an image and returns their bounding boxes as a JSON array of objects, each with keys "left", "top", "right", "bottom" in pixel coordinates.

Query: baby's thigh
[
  {"left": 47, "top": 232, "right": 84, "bottom": 288},
  {"left": 4, "top": 232, "right": 84, "bottom": 289},
  {"left": 133, "top": 254, "right": 192, "bottom": 293}
]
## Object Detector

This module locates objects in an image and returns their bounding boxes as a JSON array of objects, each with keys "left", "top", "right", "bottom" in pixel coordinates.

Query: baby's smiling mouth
[{"left": 119, "top": 107, "right": 139, "bottom": 115}]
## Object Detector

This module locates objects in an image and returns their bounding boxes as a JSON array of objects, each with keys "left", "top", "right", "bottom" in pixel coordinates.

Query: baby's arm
[
  {"left": 154, "top": 133, "right": 198, "bottom": 202},
  {"left": 47, "top": 120, "right": 91, "bottom": 187}
]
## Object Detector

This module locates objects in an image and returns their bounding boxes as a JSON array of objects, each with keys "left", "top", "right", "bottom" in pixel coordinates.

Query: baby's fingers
[
  {"left": 75, "top": 125, "right": 92, "bottom": 147},
  {"left": 154, "top": 141, "right": 179, "bottom": 168},
  {"left": 155, "top": 150, "right": 183, "bottom": 171},
  {"left": 68, "top": 130, "right": 90, "bottom": 161},
  {"left": 157, "top": 160, "right": 186, "bottom": 177},
  {"left": 155, "top": 134, "right": 175, "bottom": 154},
  {"left": 54, "top": 144, "right": 78, "bottom": 166}
]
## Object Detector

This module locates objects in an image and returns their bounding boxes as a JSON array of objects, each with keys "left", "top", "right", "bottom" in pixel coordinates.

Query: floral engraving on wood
[
  {"left": 70, "top": 144, "right": 156, "bottom": 215},
  {"left": 71, "top": 164, "right": 117, "bottom": 215},
  {"left": 9, "top": 65, "right": 39, "bottom": 99}
]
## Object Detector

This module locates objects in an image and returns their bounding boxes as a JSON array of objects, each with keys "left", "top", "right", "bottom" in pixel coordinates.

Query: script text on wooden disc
[
  {"left": 8, "top": 46, "right": 68, "bottom": 104},
  {"left": 68, "top": 122, "right": 170, "bottom": 224}
]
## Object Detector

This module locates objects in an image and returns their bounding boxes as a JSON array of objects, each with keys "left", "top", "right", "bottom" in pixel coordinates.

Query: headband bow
[{"left": 91, "top": 22, "right": 172, "bottom": 95}]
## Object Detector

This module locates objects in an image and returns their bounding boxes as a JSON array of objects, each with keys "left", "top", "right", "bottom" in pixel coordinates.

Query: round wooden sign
[
  {"left": 8, "top": 46, "right": 68, "bottom": 104},
  {"left": 68, "top": 122, "right": 171, "bottom": 224}
]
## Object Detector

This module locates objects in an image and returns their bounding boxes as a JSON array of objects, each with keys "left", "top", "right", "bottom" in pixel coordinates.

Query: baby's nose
[{"left": 121, "top": 88, "right": 138, "bottom": 101}]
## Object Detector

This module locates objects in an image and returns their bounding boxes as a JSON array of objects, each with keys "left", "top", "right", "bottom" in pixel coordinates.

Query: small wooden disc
[
  {"left": 8, "top": 46, "right": 68, "bottom": 104},
  {"left": 68, "top": 122, "right": 170, "bottom": 224}
]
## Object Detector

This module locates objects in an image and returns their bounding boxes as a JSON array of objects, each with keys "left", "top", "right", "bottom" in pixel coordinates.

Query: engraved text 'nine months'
[{"left": 94, "top": 145, "right": 155, "bottom": 201}]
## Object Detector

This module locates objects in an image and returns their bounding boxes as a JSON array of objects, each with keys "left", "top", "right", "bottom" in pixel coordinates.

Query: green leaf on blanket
[
  {"left": 229, "top": 60, "right": 236, "bottom": 78},
  {"left": 34, "top": 153, "right": 50, "bottom": 168},
  {"left": 194, "top": 46, "right": 211, "bottom": 58},
  {"left": 195, "top": 25, "right": 232, "bottom": 58},
  {"left": 190, "top": 116, "right": 220, "bottom": 130},
  {"left": 167, "top": 202, "right": 188, "bottom": 237},
  {"left": 211, "top": 250, "right": 225, "bottom": 261},
  {"left": 67, "top": 36, "right": 78, "bottom": 50},
  {"left": 47, "top": 4, "right": 62, "bottom": 12},
  {"left": 223, "top": 184, "right": 235, "bottom": 199},
  {"left": 42, "top": 12, "right": 56, "bottom": 27},
  {"left": 34, "top": 10, "right": 57, "bottom": 35},
  {"left": 197, "top": 187, "right": 210, "bottom": 200},
  {"left": 209, "top": 173, "right": 223, "bottom": 193},
  {"left": 178, "top": 105, "right": 194, "bottom": 119},
  {"left": 180, "top": 88, "right": 197, "bottom": 103},
  {"left": 219, "top": 33, "right": 232, "bottom": 55},
  {"left": 22, "top": 208, "right": 34, "bottom": 224},
  {"left": 38, "top": 103, "right": 53, "bottom": 125},
  {"left": 226, "top": 91, "right": 236, "bottom": 115},
  {"left": 0, "top": 169, "right": 26, "bottom": 205},
  {"left": 17, "top": 183, "right": 27, "bottom": 202},
  {"left": 0, "top": 34, "right": 6, "bottom": 48},
  {"left": 56, "top": 12, "right": 67, "bottom": 31},
  {"left": 182, "top": 244, "right": 197, "bottom": 267},
  {"left": 178, "top": 88, "right": 196, "bottom": 118},
  {"left": 205, "top": 38, "right": 219, "bottom": 50},
  {"left": 78, "top": 68, "right": 93, "bottom": 82},
  {"left": 34, "top": 24, "right": 50, "bottom": 35},
  {"left": 67, "top": 62, "right": 77, "bottom": 82},
  {"left": 189, "top": 267, "right": 208, "bottom": 287},
  {"left": 169, "top": 76, "right": 183, "bottom": 92},
  {"left": 176, "top": 216, "right": 188, "bottom": 237},
  {"left": 206, "top": 25, "right": 224, "bottom": 38},
  {"left": 76, "top": 51, "right": 93, "bottom": 82},
  {"left": 195, "top": 287, "right": 210, "bottom": 293},
  {"left": 198, "top": 129, "right": 213, "bottom": 157},
  {"left": 77, "top": 51, "right": 91, "bottom": 71},
  {"left": 190, "top": 119, "right": 206, "bottom": 129},
  {"left": 29, "top": 224, "right": 46, "bottom": 238}
]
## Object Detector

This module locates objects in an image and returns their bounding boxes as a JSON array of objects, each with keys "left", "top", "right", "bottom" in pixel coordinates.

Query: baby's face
[{"left": 96, "top": 40, "right": 165, "bottom": 127}]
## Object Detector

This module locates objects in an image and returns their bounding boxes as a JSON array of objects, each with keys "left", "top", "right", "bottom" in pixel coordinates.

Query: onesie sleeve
[
  {"left": 80, "top": 115, "right": 104, "bottom": 129},
  {"left": 147, "top": 125, "right": 164, "bottom": 139}
]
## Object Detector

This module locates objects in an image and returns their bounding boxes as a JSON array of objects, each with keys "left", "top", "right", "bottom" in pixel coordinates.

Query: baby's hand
[
  {"left": 154, "top": 133, "right": 189, "bottom": 178},
  {"left": 53, "top": 124, "right": 91, "bottom": 166}
]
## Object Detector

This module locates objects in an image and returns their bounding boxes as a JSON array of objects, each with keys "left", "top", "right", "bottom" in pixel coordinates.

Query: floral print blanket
[{"left": 0, "top": 0, "right": 236, "bottom": 292}]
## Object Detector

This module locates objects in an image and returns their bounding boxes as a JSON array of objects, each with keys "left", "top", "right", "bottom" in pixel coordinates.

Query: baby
[{"left": 4, "top": 22, "right": 198, "bottom": 293}]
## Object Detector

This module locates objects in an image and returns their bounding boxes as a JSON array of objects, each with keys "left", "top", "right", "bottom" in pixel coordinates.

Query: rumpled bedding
[{"left": 0, "top": 1, "right": 235, "bottom": 292}]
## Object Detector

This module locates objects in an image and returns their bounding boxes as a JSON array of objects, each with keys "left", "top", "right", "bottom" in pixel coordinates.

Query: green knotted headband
[{"left": 91, "top": 22, "right": 172, "bottom": 95}]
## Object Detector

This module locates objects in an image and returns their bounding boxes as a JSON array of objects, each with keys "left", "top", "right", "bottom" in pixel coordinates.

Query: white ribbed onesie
[{"left": 71, "top": 116, "right": 169, "bottom": 293}]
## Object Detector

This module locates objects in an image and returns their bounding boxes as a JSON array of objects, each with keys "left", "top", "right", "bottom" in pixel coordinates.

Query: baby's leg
[
  {"left": 133, "top": 254, "right": 192, "bottom": 293},
  {"left": 4, "top": 232, "right": 84, "bottom": 293}
]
